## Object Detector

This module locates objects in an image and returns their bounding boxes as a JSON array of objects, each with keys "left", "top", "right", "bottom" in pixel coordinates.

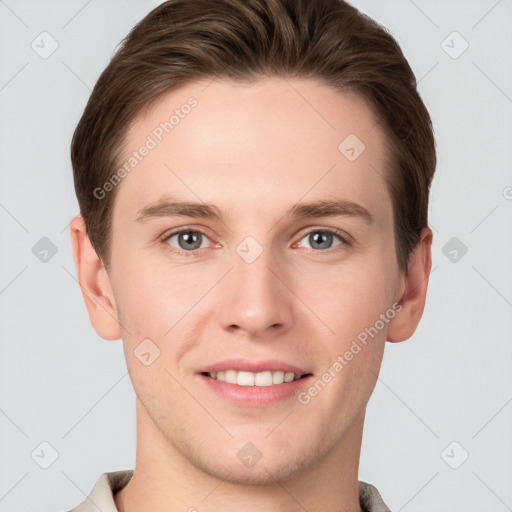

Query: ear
[
  {"left": 387, "top": 227, "right": 433, "bottom": 342},
  {"left": 69, "top": 215, "right": 122, "bottom": 341}
]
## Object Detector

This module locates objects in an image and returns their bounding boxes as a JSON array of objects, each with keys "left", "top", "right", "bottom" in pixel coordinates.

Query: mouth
[
  {"left": 197, "top": 358, "right": 314, "bottom": 406},
  {"left": 201, "top": 370, "right": 312, "bottom": 386}
]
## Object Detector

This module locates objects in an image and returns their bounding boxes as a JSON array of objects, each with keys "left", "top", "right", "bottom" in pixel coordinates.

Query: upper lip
[{"left": 198, "top": 358, "right": 310, "bottom": 375}]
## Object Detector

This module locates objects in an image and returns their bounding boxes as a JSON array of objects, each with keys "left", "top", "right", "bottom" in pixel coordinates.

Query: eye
[
  {"left": 296, "top": 228, "right": 349, "bottom": 252},
  {"left": 164, "top": 229, "right": 210, "bottom": 255},
  {"left": 162, "top": 227, "right": 350, "bottom": 257}
]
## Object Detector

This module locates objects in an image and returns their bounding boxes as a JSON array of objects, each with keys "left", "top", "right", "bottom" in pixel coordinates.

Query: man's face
[{"left": 106, "top": 77, "right": 405, "bottom": 483}]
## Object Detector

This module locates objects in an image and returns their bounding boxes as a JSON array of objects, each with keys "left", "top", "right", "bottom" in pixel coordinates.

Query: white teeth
[
  {"left": 225, "top": 369, "right": 237, "bottom": 384},
  {"left": 284, "top": 372, "right": 294, "bottom": 383},
  {"left": 254, "top": 371, "right": 273, "bottom": 386},
  {"left": 208, "top": 369, "right": 304, "bottom": 386},
  {"left": 237, "top": 371, "right": 255, "bottom": 386},
  {"left": 272, "top": 371, "right": 284, "bottom": 384}
]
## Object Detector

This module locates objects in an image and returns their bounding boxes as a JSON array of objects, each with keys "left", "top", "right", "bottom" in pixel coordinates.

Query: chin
[
  {"left": 203, "top": 456, "right": 309, "bottom": 486},
  {"left": 177, "top": 434, "right": 323, "bottom": 487}
]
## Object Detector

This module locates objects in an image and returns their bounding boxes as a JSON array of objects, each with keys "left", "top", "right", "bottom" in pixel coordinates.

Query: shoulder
[
  {"left": 67, "top": 470, "right": 133, "bottom": 512},
  {"left": 358, "top": 480, "right": 392, "bottom": 512}
]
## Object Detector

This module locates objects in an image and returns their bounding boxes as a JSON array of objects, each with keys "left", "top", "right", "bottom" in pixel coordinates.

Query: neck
[{"left": 115, "top": 399, "right": 365, "bottom": 512}]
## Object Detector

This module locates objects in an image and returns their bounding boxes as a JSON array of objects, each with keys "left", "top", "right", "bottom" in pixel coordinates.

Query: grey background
[{"left": 1, "top": 0, "right": 511, "bottom": 510}]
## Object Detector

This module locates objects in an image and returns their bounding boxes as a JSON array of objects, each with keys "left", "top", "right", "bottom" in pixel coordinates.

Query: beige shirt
[{"left": 68, "top": 470, "right": 392, "bottom": 511}]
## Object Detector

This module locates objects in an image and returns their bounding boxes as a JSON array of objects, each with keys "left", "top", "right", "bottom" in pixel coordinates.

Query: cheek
[
  {"left": 309, "top": 268, "right": 390, "bottom": 401},
  {"left": 298, "top": 259, "right": 396, "bottom": 346},
  {"left": 110, "top": 253, "right": 170, "bottom": 337},
  {"left": 111, "top": 253, "right": 217, "bottom": 345}
]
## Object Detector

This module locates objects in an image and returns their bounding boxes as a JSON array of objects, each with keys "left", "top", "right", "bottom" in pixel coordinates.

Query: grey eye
[
  {"left": 299, "top": 231, "right": 343, "bottom": 250},
  {"left": 166, "top": 231, "right": 207, "bottom": 251}
]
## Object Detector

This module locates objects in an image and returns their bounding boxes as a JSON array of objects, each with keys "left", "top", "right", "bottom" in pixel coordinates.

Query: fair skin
[{"left": 71, "top": 77, "right": 432, "bottom": 512}]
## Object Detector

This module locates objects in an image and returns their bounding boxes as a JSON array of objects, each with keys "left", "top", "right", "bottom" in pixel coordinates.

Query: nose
[{"left": 216, "top": 241, "right": 295, "bottom": 339}]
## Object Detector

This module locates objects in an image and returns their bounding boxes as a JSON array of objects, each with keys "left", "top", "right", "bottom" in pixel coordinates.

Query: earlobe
[
  {"left": 69, "top": 215, "right": 122, "bottom": 341},
  {"left": 386, "top": 227, "right": 433, "bottom": 343}
]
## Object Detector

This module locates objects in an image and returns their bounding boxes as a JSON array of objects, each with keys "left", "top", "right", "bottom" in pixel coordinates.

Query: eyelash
[{"left": 161, "top": 227, "right": 351, "bottom": 258}]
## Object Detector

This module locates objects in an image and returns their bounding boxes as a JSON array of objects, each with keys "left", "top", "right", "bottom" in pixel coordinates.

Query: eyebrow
[{"left": 135, "top": 197, "right": 374, "bottom": 225}]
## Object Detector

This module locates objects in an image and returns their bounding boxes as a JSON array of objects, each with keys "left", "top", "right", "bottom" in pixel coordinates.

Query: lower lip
[{"left": 199, "top": 374, "right": 313, "bottom": 407}]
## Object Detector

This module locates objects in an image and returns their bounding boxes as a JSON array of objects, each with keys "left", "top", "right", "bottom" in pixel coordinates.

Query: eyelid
[
  {"left": 160, "top": 225, "right": 212, "bottom": 241},
  {"left": 295, "top": 226, "right": 352, "bottom": 245},
  {"left": 160, "top": 225, "right": 216, "bottom": 249}
]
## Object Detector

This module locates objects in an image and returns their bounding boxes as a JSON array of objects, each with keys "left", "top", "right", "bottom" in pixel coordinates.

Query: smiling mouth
[{"left": 201, "top": 370, "right": 312, "bottom": 386}]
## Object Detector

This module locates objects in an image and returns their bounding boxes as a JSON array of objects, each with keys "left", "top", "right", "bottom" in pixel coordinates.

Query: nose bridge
[{"left": 217, "top": 234, "right": 292, "bottom": 335}]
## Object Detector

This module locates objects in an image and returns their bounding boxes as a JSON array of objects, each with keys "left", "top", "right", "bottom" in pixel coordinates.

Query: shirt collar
[{"left": 70, "top": 470, "right": 392, "bottom": 512}]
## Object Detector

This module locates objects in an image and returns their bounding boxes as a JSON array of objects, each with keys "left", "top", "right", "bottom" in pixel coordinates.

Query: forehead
[{"left": 114, "top": 77, "right": 392, "bottom": 225}]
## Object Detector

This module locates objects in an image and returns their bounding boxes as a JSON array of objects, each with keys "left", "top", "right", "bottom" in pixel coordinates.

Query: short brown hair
[{"left": 71, "top": 0, "right": 436, "bottom": 273}]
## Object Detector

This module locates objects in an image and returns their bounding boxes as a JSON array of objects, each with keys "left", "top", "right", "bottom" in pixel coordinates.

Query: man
[{"left": 68, "top": 0, "right": 435, "bottom": 510}]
